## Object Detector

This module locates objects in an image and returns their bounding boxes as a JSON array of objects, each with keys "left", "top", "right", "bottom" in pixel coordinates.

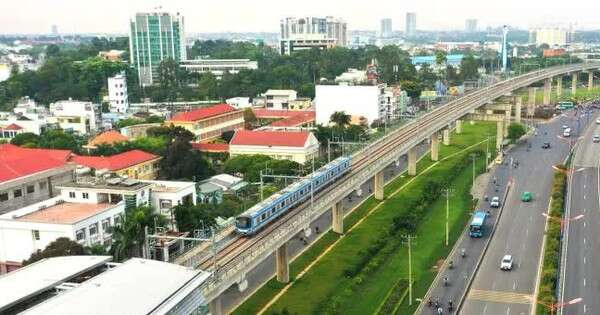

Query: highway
[
  {"left": 560, "top": 109, "right": 600, "bottom": 315},
  {"left": 460, "top": 113, "right": 580, "bottom": 315}
]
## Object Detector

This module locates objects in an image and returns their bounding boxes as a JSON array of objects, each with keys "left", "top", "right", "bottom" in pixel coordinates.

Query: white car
[
  {"left": 500, "top": 255, "right": 513, "bottom": 271},
  {"left": 593, "top": 135, "right": 600, "bottom": 143},
  {"left": 596, "top": 118, "right": 600, "bottom": 125},
  {"left": 490, "top": 196, "right": 500, "bottom": 208},
  {"left": 562, "top": 124, "right": 569, "bottom": 129}
]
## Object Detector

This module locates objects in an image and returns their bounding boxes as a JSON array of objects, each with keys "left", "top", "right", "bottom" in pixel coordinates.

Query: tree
[
  {"left": 37, "top": 129, "right": 78, "bottom": 151},
  {"left": 507, "top": 123, "right": 526, "bottom": 141},
  {"left": 243, "top": 108, "right": 258, "bottom": 129},
  {"left": 111, "top": 206, "right": 166, "bottom": 261},
  {"left": 23, "top": 237, "right": 86, "bottom": 266},
  {"left": 197, "top": 72, "right": 218, "bottom": 100},
  {"left": 330, "top": 111, "right": 351, "bottom": 128},
  {"left": 435, "top": 50, "right": 448, "bottom": 66},
  {"left": 10, "top": 132, "right": 40, "bottom": 146},
  {"left": 460, "top": 54, "right": 480, "bottom": 81},
  {"left": 157, "top": 58, "right": 185, "bottom": 102},
  {"left": 400, "top": 80, "right": 423, "bottom": 98},
  {"left": 158, "top": 126, "right": 214, "bottom": 180}
]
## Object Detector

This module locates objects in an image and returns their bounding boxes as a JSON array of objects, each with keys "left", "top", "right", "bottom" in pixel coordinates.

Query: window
[
  {"left": 0, "top": 192, "right": 8, "bottom": 202},
  {"left": 76, "top": 229, "right": 86, "bottom": 241},
  {"left": 69, "top": 191, "right": 76, "bottom": 198},
  {"left": 27, "top": 185, "right": 35, "bottom": 194},
  {"left": 101, "top": 219, "right": 111, "bottom": 233},
  {"left": 32, "top": 230, "right": 40, "bottom": 240},
  {"left": 82, "top": 192, "right": 89, "bottom": 199},
  {"left": 39, "top": 181, "right": 47, "bottom": 190},
  {"left": 160, "top": 199, "right": 172, "bottom": 209},
  {"left": 13, "top": 189, "right": 22, "bottom": 198},
  {"left": 89, "top": 223, "right": 98, "bottom": 236}
]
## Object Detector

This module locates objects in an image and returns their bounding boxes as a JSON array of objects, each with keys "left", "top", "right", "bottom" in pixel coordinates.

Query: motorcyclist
[
  {"left": 448, "top": 260, "right": 453, "bottom": 269},
  {"left": 461, "top": 248, "right": 466, "bottom": 257},
  {"left": 448, "top": 300, "right": 454, "bottom": 311},
  {"left": 443, "top": 277, "right": 449, "bottom": 286}
]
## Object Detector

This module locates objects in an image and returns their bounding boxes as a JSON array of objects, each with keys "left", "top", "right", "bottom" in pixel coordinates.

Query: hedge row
[
  {"left": 537, "top": 169, "right": 567, "bottom": 314},
  {"left": 315, "top": 150, "right": 482, "bottom": 314},
  {"left": 376, "top": 279, "right": 410, "bottom": 315}
]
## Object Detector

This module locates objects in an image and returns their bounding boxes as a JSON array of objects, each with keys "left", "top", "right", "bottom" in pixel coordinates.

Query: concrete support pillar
[
  {"left": 588, "top": 71, "right": 594, "bottom": 91},
  {"left": 162, "top": 245, "right": 169, "bottom": 262},
  {"left": 504, "top": 106, "right": 511, "bottom": 137},
  {"left": 527, "top": 87, "right": 536, "bottom": 117},
  {"left": 456, "top": 120, "right": 463, "bottom": 134},
  {"left": 430, "top": 133, "right": 439, "bottom": 161},
  {"left": 556, "top": 76, "right": 563, "bottom": 97},
  {"left": 443, "top": 129, "right": 450, "bottom": 146},
  {"left": 276, "top": 243, "right": 289, "bottom": 283},
  {"left": 408, "top": 147, "right": 417, "bottom": 176},
  {"left": 515, "top": 97, "right": 522, "bottom": 123},
  {"left": 572, "top": 72, "right": 578, "bottom": 95},
  {"left": 496, "top": 121, "right": 504, "bottom": 150},
  {"left": 209, "top": 297, "right": 223, "bottom": 315},
  {"left": 543, "top": 78, "right": 552, "bottom": 105},
  {"left": 332, "top": 200, "right": 343, "bottom": 234},
  {"left": 374, "top": 170, "right": 384, "bottom": 200}
]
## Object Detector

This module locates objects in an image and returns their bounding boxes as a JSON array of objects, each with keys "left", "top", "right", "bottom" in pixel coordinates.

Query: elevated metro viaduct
[{"left": 175, "top": 63, "right": 600, "bottom": 315}]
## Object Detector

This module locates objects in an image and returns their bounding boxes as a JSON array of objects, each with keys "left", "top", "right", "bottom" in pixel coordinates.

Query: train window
[{"left": 261, "top": 213, "right": 267, "bottom": 221}]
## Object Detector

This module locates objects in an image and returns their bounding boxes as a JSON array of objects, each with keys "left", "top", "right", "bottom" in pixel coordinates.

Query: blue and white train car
[{"left": 235, "top": 156, "right": 352, "bottom": 235}]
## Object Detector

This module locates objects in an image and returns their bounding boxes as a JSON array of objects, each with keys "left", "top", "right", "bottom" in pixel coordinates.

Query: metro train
[{"left": 235, "top": 156, "right": 352, "bottom": 235}]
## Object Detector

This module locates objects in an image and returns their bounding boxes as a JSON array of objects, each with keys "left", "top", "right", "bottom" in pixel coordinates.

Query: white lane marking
[
  {"left": 584, "top": 256, "right": 587, "bottom": 264},
  {"left": 584, "top": 304, "right": 587, "bottom": 313},
  {"left": 584, "top": 277, "right": 586, "bottom": 287},
  {"left": 483, "top": 304, "right": 488, "bottom": 315},
  {"left": 584, "top": 221, "right": 586, "bottom": 228},
  {"left": 513, "top": 281, "right": 517, "bottom": 290},
  {"left": 526, "top": 229, "right": 529, "bottom": 237},
  {"left": 584, "top": 194, "right": 586, "bottom": 200},
  {"left": 506, "top": 306, "right": 510, "bottom": 315},
  {"left": 584, "top": 238, "right": 587, "bottom": 245}
]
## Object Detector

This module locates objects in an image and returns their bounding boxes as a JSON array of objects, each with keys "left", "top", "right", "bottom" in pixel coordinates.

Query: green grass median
[{"left": 233, "top": 122, "right": 496, "bottom": 315}]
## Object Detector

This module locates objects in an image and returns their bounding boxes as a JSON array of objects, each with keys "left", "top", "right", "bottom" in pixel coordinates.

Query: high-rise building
[
  {"left": 51, "top": 25, "right": 58, "bottom": 35},
  {"left": 405, "top": 12, "right": 417, "bottom": 37},
  {"left": 129, "top": 10, "right": 186, "bottom": 86},
  {"left": 108, "top": 71, "right": 129, "bottom": 113},
  {"left": 465, "top": 19, "right": 477, "bottom": 32},
  {"left": 279, "top": 16, "right": 347, "bottom": 55},
  {"left": 532, "top": 27, "right": 569, "bottom": 46},
  {"left": 380, "top": 18, "right": 392, "bottom": 38}
]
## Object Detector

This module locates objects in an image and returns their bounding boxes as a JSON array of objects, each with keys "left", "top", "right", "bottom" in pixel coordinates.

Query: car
[
  {"left": 541, "top": 142, "right": 551, "bottom": 149},
  {"left": 596, "top": 118, "right": 600, "bottom": 124},
  {"left": 521, "top": 191, "right": 533, "bottom": 202},
  {"left": 490, "top": 196, "right": 500, "bottom": 208},
  {"left": 562, "top": 124, "right": 569, "bottom": 129},
  {"left": 563, "top": 128, "right": 571, "bottom": 137},
  {"left": 500, "top": 254, "right": 513, "bottom": 271},
  {"left": 593, "top": 135, "right": 600, "bottom": 143}
]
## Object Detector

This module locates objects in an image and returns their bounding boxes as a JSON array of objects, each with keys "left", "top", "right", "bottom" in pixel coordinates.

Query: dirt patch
[{"left": 470, "top": 171, "right": 492, "bottom": 200}]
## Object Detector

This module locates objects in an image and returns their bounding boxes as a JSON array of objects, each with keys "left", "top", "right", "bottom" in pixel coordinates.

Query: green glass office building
[{"left": 129, "top": 11, "right": 186, "bottom": 86}]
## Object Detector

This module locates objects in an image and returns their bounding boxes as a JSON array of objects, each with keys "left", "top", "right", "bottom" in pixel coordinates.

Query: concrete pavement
[{"left": 560, "top": 110, "right": 600, "bottom": 315}]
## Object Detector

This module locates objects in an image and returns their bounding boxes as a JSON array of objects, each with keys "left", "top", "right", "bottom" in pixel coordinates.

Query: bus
[
  {"left": 557, "top": 101, "right": 575, "bottom": 110},
  {"left": 469, "top": 211, "right": 487, "bottom": 237}
]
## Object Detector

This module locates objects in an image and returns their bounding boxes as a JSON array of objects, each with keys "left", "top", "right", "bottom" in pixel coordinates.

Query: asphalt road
[
  {"left": 219, "top": 142, "right": 430, "bottom": 313},
  {"left": 460, "top": 114, "right": 579, "bottom": 315},
  {"left": 560, "top": 110, "right": 600, "bottom": 315}
]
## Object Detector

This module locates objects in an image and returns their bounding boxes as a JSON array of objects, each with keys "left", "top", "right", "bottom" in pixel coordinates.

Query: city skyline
[{"left": 2, "top": 0, "right": 600, "bottom": 34}]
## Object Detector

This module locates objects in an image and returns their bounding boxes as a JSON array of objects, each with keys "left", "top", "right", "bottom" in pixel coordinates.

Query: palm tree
[
  {"left": 110, "top": 206, "right": 166, "bottom": 261},
  {"left": 330, "top": 111, "right": 351, "bottom": 128}
]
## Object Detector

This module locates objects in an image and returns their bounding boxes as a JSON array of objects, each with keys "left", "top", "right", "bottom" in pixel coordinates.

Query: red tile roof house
[
  {"left": 72, "top": 150, "right": 161, "bottom": 180},
  {"left": 229, "top": 130, "right": 319, "bottom": 164},
  {"left": 164, "top": 104, "right": 245, "bottom": 142},
  {"left": 0, "top": 144, "right": 76, "bottom": 216}
]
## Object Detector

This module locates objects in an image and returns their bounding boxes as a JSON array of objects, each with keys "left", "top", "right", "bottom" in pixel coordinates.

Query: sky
[{"left": 2, "top": 0, "right": 600, "bottom": 34}]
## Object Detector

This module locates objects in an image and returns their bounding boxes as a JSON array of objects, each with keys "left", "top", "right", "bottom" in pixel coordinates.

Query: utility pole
[
  {"left": 470, "top": 152, "right": 477, "bottom": 208},
  {"left": 485, "top": 134, "right": 490, "bottom": 168},
  {"left": 402, "top": 235, "right": 417, "bottom": 306},
  {"left": 442, "top": 188, "right": 454, "bottom": 246}
]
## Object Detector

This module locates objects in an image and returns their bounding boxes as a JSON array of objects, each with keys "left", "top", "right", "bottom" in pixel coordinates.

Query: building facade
[
  {"left": 49, "top": 99, "right": 101, "bottom": 135},
  {"left": 229, "top": 130, "right": 319, "bottom": 164},
  {"left": 380, "top": 18, "right": 392, "bottom": 38},
  {"left": 279, "top": 16, "right": 347, "bottom": 55},
  {"left": 179, "top": 59, "right": 258, "bottom": 79},
  {"left": 405, "top": 12, "right": 417, "bottom": 37},
  {"left": 108, "top": 71, "right": 129, "bottom": 113},
  {"left": 465, "top": 19, "right": 477, "bottom": 32},
  {"left": 532, "top": 27, "right": 570, "bottom": 47},
  {"left": 0, "top": 144, "right": 75, "bottom": 215},
  {"left": 165, "top": 103, "right": 244, "bottom": 142},
  {"left": 129, "top": 11, "right": 186, "bottom": 86},
  {"left": 262, "top": 89, "right": 298, "bottom": 110},
  {"left": 72, "top": 150, "right": 161, "bottom": 180}
]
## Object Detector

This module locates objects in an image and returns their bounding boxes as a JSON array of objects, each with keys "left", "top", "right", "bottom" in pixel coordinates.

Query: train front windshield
[
  {"left": 470, "top": 225, "right": 481, "bottom": 233},
  {"left": 236, "top": 217, "right": 251, "bottom": 229}
]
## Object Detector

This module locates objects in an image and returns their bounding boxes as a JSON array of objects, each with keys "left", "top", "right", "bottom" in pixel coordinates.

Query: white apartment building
[
  {"left": 226, "top": 97, "right": 252, "bottom": 109},
  {"left": 0, "top": 195, "right": 126, "bottom": 271},
  {"left": 263, "top": 89, "right": 298, "bottom": 109},
  {"left": 108, "top": 71, "right": 128, "bottom": 113},
  {"left": 140, "top": 180, "right": 196, "bottom": 229},
  {"left": 180, "top": 59, "right": 258, "bottom": 79},
  {"left": 531, "top": 27, "right": 571, "bottom": 47},
  {"left": 49, "top": 98, "right": 101, "bottom": 135},
  {"left": 279, "top": 16, "right": 347, "bottom": 55},
  {"left": 315, "top": 83, "right": 398, "bottom": 125}
]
